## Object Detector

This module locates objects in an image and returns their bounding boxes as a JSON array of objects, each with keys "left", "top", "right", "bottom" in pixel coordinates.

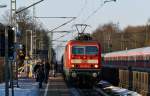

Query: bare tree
[
  {"left": 92, "top": 22, "right": 149, "bottom": 53},
  {"left": 2, "top": 7, "right": 50, "bottom": 59},
  {"left": 92, "top": 22, "right": 120, "bottom": 53}
]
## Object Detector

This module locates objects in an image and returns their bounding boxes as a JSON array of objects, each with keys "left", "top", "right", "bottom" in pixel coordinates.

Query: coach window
[
  {"left": 134, "top": 56, "right": 137, "bottom": 66},
  {"left": 120, "top": 56, "right": 123, "bottom": 65},
  {"left": 139, "top": 55, "right": 142, "bottom": 67},
  {"left": 133, "top": 56, "right": 137, "bottom": 66},
  {"left": 111, "top": 57, "right": 113, "bottom": 64},
  {"left": 123, "top": 56, "right": 126, "bottom": 65},
  {"left": 145, "top": 55, "right": 148, "bottom": 67},
  {"left": 133, "top": 56, "right": 136, "bottom": 66},
  {"left": 107, "top": 57, "right": 109, "bottom": 63},
  {"left": 107, "top": 57, "right": 109, "bottom": 64},
  {"left": 143, "top": 55, "right": 146, "bottom": 67},
  {"left": 114, "top": 56, "right": 119, "bottom": 66},
  {"left": 108, "top": 57, "right": 110, "bottom": 64},
  {"left": 111, "top": 57, "right": 113, "bottom": 65},
  {"left": 104, "top": 57, "right": 106, "bottom": 63},
  {"left": 119, "top": 56, "right": 121, "bottom": 65},
  {"left": 121, "top": 56, "right": 123, "bottom": 66},
  {"left": 129, "top": 56, "right": 132, "bottom": 65},
  {"left": 105, "top": 57, "right": 108, "bottom": 64}
]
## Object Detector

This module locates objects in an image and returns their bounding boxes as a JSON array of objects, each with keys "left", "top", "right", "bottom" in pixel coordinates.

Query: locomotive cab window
[
  {"left": 85, "top": 46, "right": 98, "bottom": 55},
  {"left": 72, "top": 46, "right": 84, "bottom": 55},
  {"left": 72, "top": 46, "right": 98, "bottom": 55}
]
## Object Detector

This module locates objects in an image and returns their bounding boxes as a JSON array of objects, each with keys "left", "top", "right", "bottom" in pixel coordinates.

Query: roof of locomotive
[
  {"left": 66, "top": 40, "right": 100, "bottom": 45},
  {"left": 104, "top": 47, "right": 150, "bottom": 57}
]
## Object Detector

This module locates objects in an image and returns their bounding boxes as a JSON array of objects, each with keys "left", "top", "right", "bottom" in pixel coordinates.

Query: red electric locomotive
[{"left": 63, "top": 40, "right": 101, "bottom": 85}]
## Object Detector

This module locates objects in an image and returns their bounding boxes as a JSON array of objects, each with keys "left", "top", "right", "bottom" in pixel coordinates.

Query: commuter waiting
[
  {"left": 43, "top": 60, "right": 50, "bottom": 83},
  {"left": 33, "top": 60, "right": 45, "bottom": 88}
]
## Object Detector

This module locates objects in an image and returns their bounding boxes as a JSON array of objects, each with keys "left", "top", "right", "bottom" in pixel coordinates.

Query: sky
[{"left": 1, "top": 0, "right": 150, "bottom": 60}]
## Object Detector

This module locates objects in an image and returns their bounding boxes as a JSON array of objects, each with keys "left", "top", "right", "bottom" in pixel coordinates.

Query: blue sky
[{"left": 1, "top": 0, "right": 150, "bottom": 60}]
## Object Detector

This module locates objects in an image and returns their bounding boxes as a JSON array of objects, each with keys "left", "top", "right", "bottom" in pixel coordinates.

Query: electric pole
[
  {"left": 7, "top": 0, "right": 17, "bottom": 96},
  {"left": 32, "top": 0, "right": 36, "bottom": 59}
]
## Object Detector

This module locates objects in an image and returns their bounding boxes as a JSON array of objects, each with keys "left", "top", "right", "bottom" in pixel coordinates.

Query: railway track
[
  {"left": 40, "top": 72, "right": 106, "bottom": 96},
  {"left": 70, "top": 87, "right": 102, "bottom": 96},
  {"left": 78, "top": 88, "right": 102, "bottom": 96}
]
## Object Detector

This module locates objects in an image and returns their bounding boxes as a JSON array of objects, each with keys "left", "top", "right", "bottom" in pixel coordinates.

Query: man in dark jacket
[
  {"left": 44, "top": 60, "right": 50, "bottom": 83},
  {"left": 34, "top": 61, "right": 45, "bottom": 88},
  {"left": 33, "top": 62, "right": 40, "bottom": 82}
]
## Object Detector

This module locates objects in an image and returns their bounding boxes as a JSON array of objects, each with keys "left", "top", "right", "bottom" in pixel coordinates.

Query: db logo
[{"left": 82, "top": 60, "right": 87, "bottom": 63}]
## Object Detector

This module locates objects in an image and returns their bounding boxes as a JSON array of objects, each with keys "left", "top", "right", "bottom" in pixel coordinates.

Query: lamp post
[
  {"left": 4, "top": 26, "right": 9, "bottom": 96},
  {"left": 25, "top": 30, "right": 33, "bottom": 59},
  {"left": 0, "top": 4, "right": 9, "bottom": 96}
]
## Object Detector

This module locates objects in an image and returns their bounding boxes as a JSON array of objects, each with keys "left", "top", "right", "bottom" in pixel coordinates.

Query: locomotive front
[{"left": 63, "top": 40, "right": 101, "bottom": 85}]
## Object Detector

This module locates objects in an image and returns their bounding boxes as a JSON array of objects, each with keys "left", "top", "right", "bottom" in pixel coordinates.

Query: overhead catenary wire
[
  {"left": 36, "top": 17, "right": 75, "bottom": 47},
  {"left": 35, "top": 16, "right": 76, "bottom": 19},
  {"left": 34, "top": 16, "right": 76, "bottom": 33},
  {"left": 82, "top": 1, "right": 105, "bottom": 23},
  {"left": 48, "top": 0, "right": 89, "bottom": 41},
  {"left": 71, "top": 0, "right": 88, "bottom": 38},
  {"left": 39, "top": 0, "right": 87, "bottom": 40},
  {"left": 77, "top": 0, "right": 88, "bottom": 18},
  {"left": 48, "top": 17, "right": 76, "bottom": 32},
  {"left": 71, "top": 0, "right": 104, "bottom": 39},
  {"left": 45, "top": 17, "right": 76, "bottom": 49},
  {"left": 52, "top": 40, "right": 68, "bottom": 42},
  {"left": 53, "top": 31, "right": 73, "bottom": 41},
  {"left": 51, "top": 0, "right": 89, "bottom": 60},
  {"left": 52, "top": 0, "right": 89, "bottom": 58},
  {"left": 71, "top": 0, "right": 117, "bottom": 40},
  {"left": 71, "top": 0, "right": 116, "bottom": 37},
  {"left": 82, "top": 0, "right": 116, "bottom": 24},
  {"left": 46, "top": 0, "right": 97, "bottom": 49},
  {"left": 72, "top": 0, "right": 88, "bottom": 24}
]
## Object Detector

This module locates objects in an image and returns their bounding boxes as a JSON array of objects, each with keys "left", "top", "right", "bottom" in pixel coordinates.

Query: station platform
[
  {"left": 0, "top": 73, "right": 72, "bottom": 96},
  {"left": 0, "top": 78, "right": 39, "bottom": 96},
  {"left": 40, "top": 73, "right": 71, "bottom": 96}
]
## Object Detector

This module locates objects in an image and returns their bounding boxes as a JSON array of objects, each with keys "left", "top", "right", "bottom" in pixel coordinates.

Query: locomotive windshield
[
  {"left": 72, "top": 46, "right": 84, "bottom": 55},
  {"left": 72, "top": 46, "right": 98, "bottom": 55}
]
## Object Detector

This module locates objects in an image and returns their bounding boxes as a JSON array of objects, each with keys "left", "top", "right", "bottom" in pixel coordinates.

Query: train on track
[
  {"left": 63, "top": 39, "right": 102, "bottom": 86},
  {"left": 103, "top": 47, "right": 150, "bottom": 96},
  {"left": 103, "top": 47, "right": 150, "bottom": 69}
]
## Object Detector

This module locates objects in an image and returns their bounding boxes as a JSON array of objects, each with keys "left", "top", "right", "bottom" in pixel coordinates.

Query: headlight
[
  {"left": 72, "top": 72, "right": 76, "bottom": 78},
  {"left": 71, "top": 64, "right": 75, "bottom": 68},
  {"left": 92, "top": 73, "right": 97, "bottom": 77},
  {"left": 94, "top": 64, "right": 99, "bottom": 68}
]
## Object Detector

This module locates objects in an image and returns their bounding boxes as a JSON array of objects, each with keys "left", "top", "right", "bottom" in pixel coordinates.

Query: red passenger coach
[{"left": 63, "top": 40, "right": 101, "bottom": 85}]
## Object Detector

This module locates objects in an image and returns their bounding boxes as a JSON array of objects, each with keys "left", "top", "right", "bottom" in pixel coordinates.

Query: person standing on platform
[
  {"left": 33, "top": 60, "right": 45, "bottom": 88},
  {"left": 44, "top": 60, "right": 50, "bottom": 83},
  {"left": 38, "top": 62, "right": 44, "bottom": 88},
  {"left": 54, "top": 61, "right": 58, "bottom": 74},
  {"left": 33, "top": 61, "right": 40, "bottom": 82}
]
